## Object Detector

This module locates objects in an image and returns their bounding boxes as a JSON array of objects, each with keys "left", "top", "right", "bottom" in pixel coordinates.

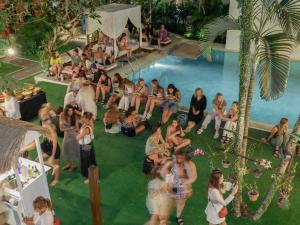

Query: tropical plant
[
  {"left": 199, "top": 0, "right": 300, "bottom": 218},
  {"left": 2, "top": 0, "right": 100, "bottom": 56}
]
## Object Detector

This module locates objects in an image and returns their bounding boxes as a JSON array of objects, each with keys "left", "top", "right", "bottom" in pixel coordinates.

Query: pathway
[{"left": 1, "top": 56, "right": 42, "bottom": 80}]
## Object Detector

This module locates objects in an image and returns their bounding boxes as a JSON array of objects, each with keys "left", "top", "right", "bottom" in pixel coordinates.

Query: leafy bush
[{"left": 15, "top": 19, "right": 52, "bottom": 57}]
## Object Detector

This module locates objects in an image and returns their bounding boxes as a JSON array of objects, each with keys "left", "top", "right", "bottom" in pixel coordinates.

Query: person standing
[
  {"left": 161, "top": 151, "right": 197, "bottom": 225},
  {"left": 60, "top": 105, "right": 80, "bottom": 172},
  {"left": 205, "top": 169, "right": 238, "bottom": 225},
  {"left": 76, "top": 112, "right": 97, "bottom": 184},
  {"left": 1, "top": 89, "right": 21, "bottom": 119}
]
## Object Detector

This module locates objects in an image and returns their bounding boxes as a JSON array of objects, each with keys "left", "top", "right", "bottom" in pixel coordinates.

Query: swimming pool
[{"left": 131, "top": 49, "right": 300, "bottom": 127}]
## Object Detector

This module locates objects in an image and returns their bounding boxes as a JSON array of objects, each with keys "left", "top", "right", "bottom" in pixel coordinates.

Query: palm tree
[{"left": 199, "top": 0, "right": 300, "bottom": 216}]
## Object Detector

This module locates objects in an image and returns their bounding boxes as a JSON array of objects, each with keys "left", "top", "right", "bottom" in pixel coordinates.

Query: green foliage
[{"left": 15, "top": 19, "right": 52, "bottom": 56}]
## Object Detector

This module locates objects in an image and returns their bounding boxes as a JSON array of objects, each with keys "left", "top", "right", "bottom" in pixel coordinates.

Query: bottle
[{"left": 60, "top": 73, "right": 64, "bottom": 82}]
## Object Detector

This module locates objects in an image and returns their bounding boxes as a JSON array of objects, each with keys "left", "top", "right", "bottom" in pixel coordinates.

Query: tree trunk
[
  {"left": 233, "top": 0, "right": 254, "bottom": 217},
  {"left": 252, "top": 116, "right": 300, "bottom": 220},
  {"left": 149, "top": 0, "right": 152, "bottom": 26}
]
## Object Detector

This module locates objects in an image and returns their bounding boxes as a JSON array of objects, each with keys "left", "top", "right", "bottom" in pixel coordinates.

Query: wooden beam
[{"left": 88, "top": 165, "right": 102, "bottom": 225}]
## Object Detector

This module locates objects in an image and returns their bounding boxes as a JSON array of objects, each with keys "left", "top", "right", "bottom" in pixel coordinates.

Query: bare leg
[
  {"left": 135, "top": 96, "right": 141, "bottom": 113},
  {"left": 143, "top": 98, "right": 152, "bottom": 115},
  {"left": 187, "top": 121, "right": 195, "bottom": 130},
  {"left": 135, "top": 125, "right": 145, "bottom": 135},
  {"left": 176, "top": 198, "right": 186, "bottom": 218},
  {"left": 149, "top": 214, "right": 159, "bottom": 225},
  {"left": 162, "top": 110, "right": 172, "bottom": 124},
  {"left": 131, "top": 95, "right": 136, "bottom": 107},
  {"left": 95, "top": 86, "right": 101, "bottom": 102},
  {"left": 50, "top": 159, "right": 60, "bottom": 186},
  {"left": 174, "top": 139, "right": 191, "bottom": 152}
]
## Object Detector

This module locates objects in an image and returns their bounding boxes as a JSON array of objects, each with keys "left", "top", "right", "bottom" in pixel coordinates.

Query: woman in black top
[{"left": 185, "top": 88, "right": 207, "bottom": 133}]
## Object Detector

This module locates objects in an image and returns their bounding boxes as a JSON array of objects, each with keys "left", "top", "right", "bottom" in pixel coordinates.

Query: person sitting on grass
[
  {"left": 221, "top": 101, "right": 239, "bottom": 144},
  {"left": 166, "top": 119, "right": 191, "bottom": 153},
  {"left": 131, "top": 78, "right": 149, "bottom": 114},
  {"left": 161, "top": 84, "right": 181, "bottom": 124},
  {"left": 76, "top": 112, "right": 97, "bottom": 184},
  {"left": 95, "top": 72, "right": 112, "bottom": 105},
  {"left": 121, "top": 107, "right": 150, "bottom": 137},
  {"left": 261, "top": 118, "right": 289, "bottom": 157},
  {"left": 185, "top": 88, "right": 207, "bottom": 133},
  {"left": 118, "top": 32, "right": 132, "bottom": 58},
  {"left": 23, "top": 196, "right": 54, "bottom": 225},
  {"left": 118, "top": 78, "right": 135, "bottom": 112},
  {"left": 49, "top": 50, "right": 62, "bottom": 79},
  {"left": 197, "top": 92, "right": 227, "bottom": 139},
  {"left": 145, "top": 124, "right": 170, "bottom": 166},
  {"left": 143, "top": 79, "right": 165, "bottom": 120},
  {"left": 103, "top": 102, "right": 122, "bottom": 134},
  {"left": 106, "top": 73, "right": 124, "bottom": 108}
]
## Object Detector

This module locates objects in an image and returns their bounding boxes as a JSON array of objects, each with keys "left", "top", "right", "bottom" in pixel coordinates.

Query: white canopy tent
[{"left": 86, "top": 3, "right": 142, "bottom": 57}]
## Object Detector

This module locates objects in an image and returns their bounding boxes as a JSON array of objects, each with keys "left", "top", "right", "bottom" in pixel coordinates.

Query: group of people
[
  {"left": 0, "top": 24, "right": 294, "bottom": 225},
  {"left": 49, "top": 24, "right": 170, "bottom": 81}
]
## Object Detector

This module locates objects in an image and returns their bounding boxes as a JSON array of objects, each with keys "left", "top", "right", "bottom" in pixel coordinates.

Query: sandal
[
  {"left": 176, "top": 217, "right": 184, "bottom": 225},
  {"left": 68, "top": 166, "right": 77, "bottom": 172},
  {"left": 101, "top": 99, "right": 105, "bottom": 105}
]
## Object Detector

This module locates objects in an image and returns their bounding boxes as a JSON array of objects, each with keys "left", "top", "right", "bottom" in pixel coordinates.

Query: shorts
[
  {"left": 163, "top": 100, "right": 179, "bottom": 113},
  {"left": 41, "top": 140, "right": 61, "bottom": 159}
]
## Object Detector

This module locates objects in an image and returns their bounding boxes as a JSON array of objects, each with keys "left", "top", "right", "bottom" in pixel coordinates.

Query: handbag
[
  {"left": 81, "top": 126, "right": 93, "bottom": 151},
  {"left": 209, "top": 191, "right": 229, "bottom": 218},
  {"left": 218, "top": 206, "right": 228, "bottom": 218},
  {"left": 142, "top": 155, "right": 154, "bottom": 174}
]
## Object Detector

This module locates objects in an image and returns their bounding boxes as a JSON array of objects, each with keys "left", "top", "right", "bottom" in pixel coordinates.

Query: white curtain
[{"left": 86, "top": 5, "right": 141, "bottom": 39}]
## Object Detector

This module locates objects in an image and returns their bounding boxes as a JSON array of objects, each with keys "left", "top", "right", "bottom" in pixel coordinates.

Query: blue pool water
[{"left": 131, "top": 50, "right": 300, "bottom": 127}]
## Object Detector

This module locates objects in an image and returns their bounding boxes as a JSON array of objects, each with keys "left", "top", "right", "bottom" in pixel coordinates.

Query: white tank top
[{"left": 78, "top": 125, "right": 94, "bottom": 145}]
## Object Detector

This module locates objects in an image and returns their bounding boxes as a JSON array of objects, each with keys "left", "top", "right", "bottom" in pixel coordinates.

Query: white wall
[{"left": 226, "top": 0, "right": 300, "bottom": 60}]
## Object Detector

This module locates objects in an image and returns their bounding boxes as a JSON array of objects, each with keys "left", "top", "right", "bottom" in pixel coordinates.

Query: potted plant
[
  {"left": 247, "top": 182, "right": 259, "bottom": 202},
  {"left": 253, "top": 168, "right": 262, "bottom": 178},
  {"left": 222, "top": 145, "right": 231, "bottom": 168}
]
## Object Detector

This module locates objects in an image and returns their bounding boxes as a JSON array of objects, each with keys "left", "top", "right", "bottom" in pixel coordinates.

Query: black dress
[{"left": 188, "top": 95, "right": 207, "bottom": 124}]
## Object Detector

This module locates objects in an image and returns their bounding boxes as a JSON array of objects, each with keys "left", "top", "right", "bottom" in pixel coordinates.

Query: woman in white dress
[
  {"left": 1, "top": 89, "right": 21, "bottom": 119},
  {"left": 146, "top": 169, "right": 173, "bottom": 225},
  {"left": 205, "top": 169, "right": 238, "bottom": 225},
  {"left": 76, "top": 81, "right": 97, "bottom": 119}
]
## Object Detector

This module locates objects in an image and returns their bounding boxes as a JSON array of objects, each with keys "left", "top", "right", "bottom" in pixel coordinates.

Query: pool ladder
[{"left": 120, "top": 54, "right": 141, "bottom": 82}]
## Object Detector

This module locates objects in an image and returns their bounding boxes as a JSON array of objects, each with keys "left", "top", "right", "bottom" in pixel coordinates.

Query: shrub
[{"left": 15, "top": 19, "right": 52, "bottom": 57}]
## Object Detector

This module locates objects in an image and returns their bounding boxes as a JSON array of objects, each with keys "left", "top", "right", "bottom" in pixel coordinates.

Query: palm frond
[
  {"left": 257, "top": 33, "right": 294, "bottom": 100},
  {"left": 270, "top": 0, "right": 300, "bottom": 36},
  {"left": 199, "top": 16, "right": 240, "bottom": 62}
]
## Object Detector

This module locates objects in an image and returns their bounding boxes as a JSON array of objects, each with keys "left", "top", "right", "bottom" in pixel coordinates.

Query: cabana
[
  {"left": 0, "top": 117, "right": 51, "bottom": 224},
  {"left": 86, "top": 3, "right": 142, "bottom": 57}
]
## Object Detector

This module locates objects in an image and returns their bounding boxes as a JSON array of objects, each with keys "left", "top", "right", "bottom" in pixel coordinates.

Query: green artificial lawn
[
  {"left": 0, "top": 62, "right": 22, "bottom": 76},
  {"left": 27, "top": 81, "right": 300, "bottom": 225}
]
